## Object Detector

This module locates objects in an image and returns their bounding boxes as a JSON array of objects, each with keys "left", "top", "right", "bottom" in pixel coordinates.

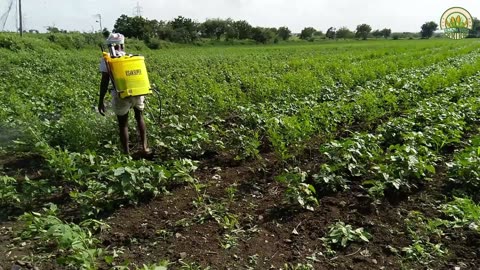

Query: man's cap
[{"left": 106, "top": 33, "right": 125, "bottom": 45}]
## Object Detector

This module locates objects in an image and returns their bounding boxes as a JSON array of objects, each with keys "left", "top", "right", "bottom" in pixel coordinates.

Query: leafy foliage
[
  {"left": 355, "top": 24, "right": 372, "bottom": 40},
  {"left": 276, "top": 167, "right": 318, "bottom": 211},
  {"left": 2, "top": 35, "right": 480, "bottom": 268},
  {"left": 322, "top": 221, "right": 371, "bottom": 252},
  {"left": 420, "top": 21, "right": 438, "bottom": 39},
  {"left": 19, "top": 204, "right": 105, "bottom": 269},
  {"left": 441, "top": 197, "right": 480, "bottom": 231},
  {"left": 447, "top": 136, "right": 480, "bottom": 193}
]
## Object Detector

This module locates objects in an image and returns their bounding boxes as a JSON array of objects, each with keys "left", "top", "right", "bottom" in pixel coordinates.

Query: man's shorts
[{"left": 111, "top": 90, "right": 145, "bottom": 116}]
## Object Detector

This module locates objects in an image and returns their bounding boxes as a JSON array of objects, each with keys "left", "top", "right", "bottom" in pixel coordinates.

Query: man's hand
[{"left": 98, "top": 102, "right": 106, "bottom": 116}]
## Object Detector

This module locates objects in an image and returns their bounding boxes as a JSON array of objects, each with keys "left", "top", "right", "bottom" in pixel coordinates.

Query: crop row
[
  {"left": 276, "top": 72, "right": 480, "bottom": 209},
  {"left": 1, "top": 40, "right": 479, "bottom": 158},
  {"left": 146, "top": 49, "right": 480, "bottom": 160}
]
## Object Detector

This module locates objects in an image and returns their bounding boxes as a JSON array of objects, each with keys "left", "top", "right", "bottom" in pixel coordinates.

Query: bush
[
  {"left": 144, "top": 37, "right": 176, "bottom": 50},
  {"left": 145, "top": 37, "right": 162, "bottom": 49},
  {"left": 125, "top": 37, "right": 148, "bottom": 51},
  {"left": 0, "top": 36, "right": 21, "bottom": 51},
  {"left": 47, "top": 33, "right": 104, "bottom": 50}
]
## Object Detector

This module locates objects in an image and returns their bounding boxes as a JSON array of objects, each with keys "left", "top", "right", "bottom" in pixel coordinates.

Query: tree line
[
  {"left": 110, "top": 15, "right": 295, "bottom": 46},
  {"left": 111, "top": 15, "right": 396, "bottom": 44},
  {"left": 44, "top": 15, "right": 480, "bottom": 47}
]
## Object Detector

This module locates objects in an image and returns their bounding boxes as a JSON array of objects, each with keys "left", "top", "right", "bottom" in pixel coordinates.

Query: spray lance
[{"left": 100, "top": 44, "right": 118, "bottom": 92}]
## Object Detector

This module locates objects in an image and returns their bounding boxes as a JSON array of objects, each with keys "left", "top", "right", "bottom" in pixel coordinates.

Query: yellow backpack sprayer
[
  {"left": 101, "top": 44, "right": 153, "bottom": 98},
  {"left": 100, "top": 43, "right": 163, "bottom": 123}
]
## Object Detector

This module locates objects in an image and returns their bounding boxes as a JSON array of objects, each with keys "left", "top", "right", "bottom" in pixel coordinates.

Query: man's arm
[{"left": 98, "top": 72, "right": 110, "bottom": 115}]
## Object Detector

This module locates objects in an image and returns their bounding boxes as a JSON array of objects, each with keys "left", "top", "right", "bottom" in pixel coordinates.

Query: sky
[{"left": 1, "top": 0, "right": 479, "bottom": 33}]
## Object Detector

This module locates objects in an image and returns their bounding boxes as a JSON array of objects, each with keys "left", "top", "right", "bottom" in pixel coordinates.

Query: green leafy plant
[
  {"left": 281, "top": 263, "right": 314, "bottom": 270},
  {"left": 440, "top": 197, "right": 480, "bottom": 231},
  {"left": 322, "top": 221, "right": 371, "bottom": 250},
  {"left": 373, "top": 140, "right": 437, "bottom": 192},
  {"left": 447, "top": 137, "right": 480, "bottom": 193},
  {"left": 312, "top": 164, "right": 349, "bottom": 193},
  {"left": 137, "top": 260, "right": 170, "bottom": 270},
  {"left": 19, "top": 204, "right": 105, "bottom": 270},
  {"left": 234, "top": 131, "right": 261, "bottom": 161},
  {"left": 179, "top": 260, "right": 210, "bottom": 270},
  {"left": 319, "top": 133, "right": 383, "bottom": 177},
  {"left": 276, "top": 167, "right": 318, "bottom": 211},
  {"left": 402, "top": 211, "right": 447, "bottom": 265},
  {"left": 362, "top": 179, "right": 386, "bottom": 201},
  {"left": 0, "top": 175, "right": 20, "bottom": 205}
]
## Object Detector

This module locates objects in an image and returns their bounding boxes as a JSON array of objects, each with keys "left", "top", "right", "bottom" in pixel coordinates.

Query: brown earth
[{"left": 0, "top": 150, "right": 479, "bottom": 270}]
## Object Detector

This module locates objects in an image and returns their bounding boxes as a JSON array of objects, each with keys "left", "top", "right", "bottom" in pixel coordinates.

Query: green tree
[
  {"left": 381, "top": 28, "right": 391, "bottom": 38},
  {"left": 251, "top": 27, "right": 275, "bottom": 43},
  {"left": 336, "top": 27, "right": 353, "bottom": 39},
  {"left": 232, "top": 20, "right": 253, "bottom": 40},
  {"left": 225, "top": 22, "right": 239, "bottom": 40},
  {"left": 168, "top": 16, "right": 199, "bottom": 43},
  {"left": 355, "top": 24, "right": 372, "bottom": 40},
  {"left": 420, "top": 21, "right": 438, "bottom": 39},
  {"left": 300, "top": 27, "right": 316, "bottom": 40},
  {"left": 326, "top": 27, "right": 336, "bottom": 39},
  {"left": 155, "top": 22, "right": 173, "bottom": 40},
  {"left": 372, "top": 29, "right": 382, "bottom": 38},
  {"left": 468, "top": 17, "right": 480, "bottom": 38},
  {"left": 101, "top": 28, "right": 110, "bottom": 38},
  {"left": 113, "top": 15, "right": 148, "bottom": 39},
  {"left": 314, "top": 30, "right": 324, "bottom": 37},
  {"left": 201, "top": 19, "right": 228, "bottom": 40},
  {"left": 278, "top": 26, "right": 291, "bottom": 40}
]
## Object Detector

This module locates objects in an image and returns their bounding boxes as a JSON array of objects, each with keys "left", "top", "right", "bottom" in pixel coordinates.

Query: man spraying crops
[{"left": 98, "top": 33, "right": 150, "bottom": 156}]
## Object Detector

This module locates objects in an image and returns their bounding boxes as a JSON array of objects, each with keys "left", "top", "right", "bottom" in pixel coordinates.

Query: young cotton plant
[
  {"left": 0, "top": 175, "right": 20, "bottom": 205},
  {"left": 447, "top": 136, "right": 480, "bottom": 194},
  {"left": 372, "top": 135, "right": 437, "bottom": 192},
  {"left": 402, "top": 211, "right": 448, "bottom": 265},
  {"left": 312, "top": 164, "right": 349, "bottom": 193},
  {"left": 276, "top": 167, "right": 318, "bottom": 211},
  {"left": 38, "top": 144, "right": 180, "bottom": 217},
  {"left": 67, "top": 154, "right": 172, "bottom": 217},
  {"left": 322, "top": 221, "right": 371, "bottom": 255},
  {"left": 440, "top": 197, "right": 480, "bottom": 231},
  {"left": 0, "top": 174, "right": 61, "bottom": 213},
  {"left": 319, "top": 132, "right": 383, "bottom": 177},
  {"left": 19, "top": 204, "right": 105, "bottom": 270}
]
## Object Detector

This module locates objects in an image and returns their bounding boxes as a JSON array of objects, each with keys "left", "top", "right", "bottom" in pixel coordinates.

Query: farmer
[{"left": 98, "top": 33, "right": 149, "bottom": 155}]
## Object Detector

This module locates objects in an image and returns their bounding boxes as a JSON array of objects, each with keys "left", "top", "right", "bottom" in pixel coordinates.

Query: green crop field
[{"left": 1, "top": 34, "right": 480, "bottom": 269}]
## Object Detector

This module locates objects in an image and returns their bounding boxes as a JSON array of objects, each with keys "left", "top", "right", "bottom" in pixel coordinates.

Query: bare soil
[{"left": 0, "top": 151, "right": 479, "bottom": 270}]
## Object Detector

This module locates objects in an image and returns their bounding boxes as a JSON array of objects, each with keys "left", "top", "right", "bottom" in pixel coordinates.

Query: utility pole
[
  {"left": 18, "top": 0, "right": 22, "bottom": 36},
  {"left": 133, "top": 2, "right": 142, "bottom": 17},
  {"left": 95, "top": 14, "right": 102, "bottom": 32}
]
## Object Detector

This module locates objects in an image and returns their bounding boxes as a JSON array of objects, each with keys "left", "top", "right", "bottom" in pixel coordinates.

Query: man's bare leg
[
  {"left": 117, "top": 113, "right": 130, "bottom": 154},
  {"left": 134, "top": 108, "right": 148, "bottom": 153}
]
